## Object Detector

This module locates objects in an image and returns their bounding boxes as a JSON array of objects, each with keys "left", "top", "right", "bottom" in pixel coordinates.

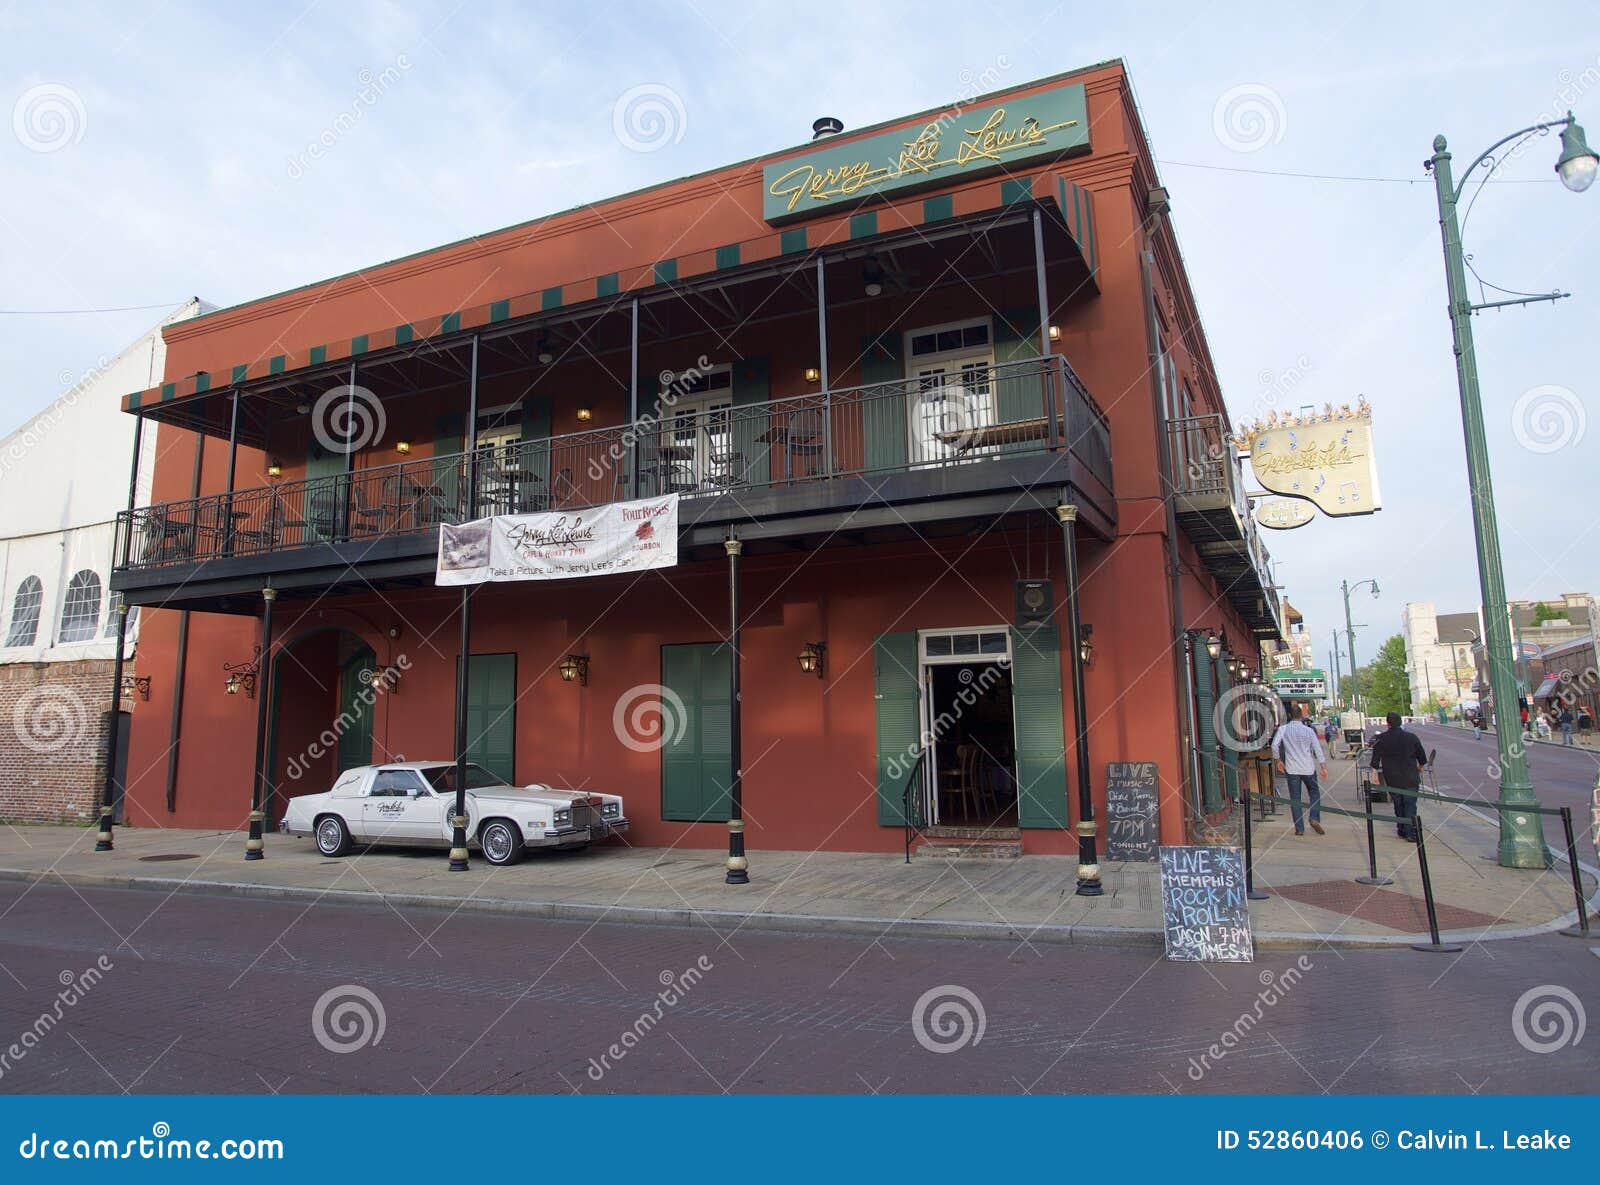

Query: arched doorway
[{"left": 264, "top": 627, "right": 378, "bottom": 825}]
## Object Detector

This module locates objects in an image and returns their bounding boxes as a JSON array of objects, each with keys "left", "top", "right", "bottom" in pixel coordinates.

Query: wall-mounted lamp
[
  {"left": 395, "top": 440, "right": 411, "bottom": 456},
  {"left": 576, "top": 407, "right": 593, "bottom": 423},
  {"left": 558, "top": 654, "right": 589, "bottom": 686},
  {"left": 1078, "top": 624, "right": 1094, "bottom": 666},
  {"left": 797, "top": 642, "right": 825, "bottom": 678},
  {"left": 803, "top": 367, "right": 821, "bottom": 383},
  {"left": 1048, "top": 324, "right": 1062, "bottom": 342},
  {"left": 223, "top": 645, "right": 263, "bottom": 698},
  {"left": 1204, "top": 633, "right": 1222, "bottom": 660},
  {"left": 266, "top": 459, "right": 283, "bottom": 480},
  {"left": 121, "top": 674, "right": 152, "bottom": 701}
]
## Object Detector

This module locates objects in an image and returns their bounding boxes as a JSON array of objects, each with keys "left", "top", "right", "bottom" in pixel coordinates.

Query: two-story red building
[{"left": 101, "top": 60, "right": 1282, "bottom": 887}]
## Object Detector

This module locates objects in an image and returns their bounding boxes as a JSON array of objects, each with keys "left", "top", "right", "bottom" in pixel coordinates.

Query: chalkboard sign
[
  {"left": 1158, "top": 845, "right": 1254, "bottom": 962},
  {"left": 1104, "top": 762, "right": 1159, "bottom": 861}
]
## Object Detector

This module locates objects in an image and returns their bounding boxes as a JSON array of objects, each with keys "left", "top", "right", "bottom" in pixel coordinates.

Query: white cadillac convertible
[{"left": 281, "top": 761, "right": 628, "bottom": 865}]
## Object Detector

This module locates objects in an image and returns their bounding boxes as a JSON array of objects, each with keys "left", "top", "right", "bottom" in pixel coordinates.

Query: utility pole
[{"left": 1342, "top": 578, "right": 1379, "bottom": 717}]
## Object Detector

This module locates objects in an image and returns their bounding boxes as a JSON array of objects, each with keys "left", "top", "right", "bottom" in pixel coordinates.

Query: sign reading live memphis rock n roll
[
  {"left": 761, "top": 85, "right": 1090, "bottom": 222},
  {"left": 1159, "top": 845, "right": 1254, "bottom": 962},
  {"left": 1235, "top": 401, "right": 1382, "bottom": 517},
  {"left": 435, "top": 494, "right": 678, "bottom": 585}
]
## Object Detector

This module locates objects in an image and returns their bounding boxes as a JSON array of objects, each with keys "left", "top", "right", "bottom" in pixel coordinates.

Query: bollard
[
  {"left": 1355, "top": 776, "right": 1394, "bottom": 887},
  {"left": 1241, "top": 771, "right": 1270, "bottom": 901},
  {"left": 1558, "top": 806, "right": 1592, "bottom": 939},
  {"left": 1411, "top": 807, "right": 1464, "bottom": 953}
]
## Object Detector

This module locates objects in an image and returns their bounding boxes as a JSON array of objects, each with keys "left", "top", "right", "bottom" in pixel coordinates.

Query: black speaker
[{"left": 1015, "top": 579, "right": 1053, "bottom": 626}]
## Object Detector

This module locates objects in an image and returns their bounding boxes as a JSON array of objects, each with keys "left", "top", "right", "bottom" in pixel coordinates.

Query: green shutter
[
  {"left": 874, "top": 632, "right": 921, "bottom": 826},
  {"left": 1011, "top": 626, "right": 1070, "bottom": 829},
  {"left": 520, "top": 395, "right": 553, "bottom": 493},
  {"left": 731, "top": 357, "right": 770, "bottom": 488},
  {"left": 993, "top": 307, "right": 1043, "bottom": 450},
  {"left": 461, "top": 652, "right": 516, "bottom": 784},
  {"left": 662, "top": 643, "right": 732, "bottom": 822},
  {"left": 433, "top": 412, "right": 464, "bottom": 520},
  {"left": 1192, "top": 640, "right": 1222, "bottom": 813},
  {"left": 860, "top": 332, "right": 906, "bottom": 472},
  {"left": 1215, "top": 654, "right": 1240, "bottom": 805}
]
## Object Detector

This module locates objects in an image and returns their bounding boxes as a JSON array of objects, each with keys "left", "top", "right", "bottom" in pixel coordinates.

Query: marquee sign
[
  {"left": 435, "top": 494, "right": 678, "bottom": 585},
  {"left": 1270, "top": 670, "right": 1328, "bottom": 699},
  {"left": 1253, "top": 497, "right": 1316, "bottom": 531},
  {"left": 762, "top": 85, "right": 1090, "bottom": 223},
  {"left": 1235, "top": 400, "right": 1382, "bottom": 517}
]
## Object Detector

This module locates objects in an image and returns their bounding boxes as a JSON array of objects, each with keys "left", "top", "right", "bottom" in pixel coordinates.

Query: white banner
[{"left": 435, "top": 494, "right": 678, "bottom": 585}]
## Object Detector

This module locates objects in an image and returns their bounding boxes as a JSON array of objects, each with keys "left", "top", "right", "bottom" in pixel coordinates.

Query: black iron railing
[
  {"left": 116, "top": 355, "right": 1111, "bottom": 572},
  {"left": 902, "top": 749, "right": 929, "bottom": 864}
]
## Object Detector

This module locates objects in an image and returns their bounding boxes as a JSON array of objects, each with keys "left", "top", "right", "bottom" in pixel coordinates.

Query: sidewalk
[{"left": 1, "top": 757, "right": 1591, "bottom": 950}]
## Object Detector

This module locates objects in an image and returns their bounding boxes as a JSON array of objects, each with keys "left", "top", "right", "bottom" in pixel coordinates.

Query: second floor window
[
  {"left": 5, "top": 576, "right": 43, "bottom": 647},
  {"left": 58, "top": 569, "right": 102, "bottom": 644}
]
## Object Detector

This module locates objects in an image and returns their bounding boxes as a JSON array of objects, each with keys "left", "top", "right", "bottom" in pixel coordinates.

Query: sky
[{"left": 1, "top": 0, "right": 1596, "bottom": 661}]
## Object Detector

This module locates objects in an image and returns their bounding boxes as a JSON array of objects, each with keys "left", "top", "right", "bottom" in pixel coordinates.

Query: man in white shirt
[{"left": 1272, "top": 704, "right": 1330, "bottom": 836}]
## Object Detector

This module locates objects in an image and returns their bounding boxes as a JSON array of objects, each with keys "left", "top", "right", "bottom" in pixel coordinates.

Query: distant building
[
  {"left": 1265, "top": 601, "right": 1327, "bottom": 706},
  {"left": 1404, "top": 594, "right": 1594, "bottom": 714},
  {"left": 0, "top": 299, "right": 207, "bottom": 823}
]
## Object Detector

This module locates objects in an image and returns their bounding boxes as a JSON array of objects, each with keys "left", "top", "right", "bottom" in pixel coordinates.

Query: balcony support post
[
  {"left": 244, "top": 586, "right": 276, "bottom": 860},
  {"left": 96, "top": 410, "right": 146, "bottom": 852},
  {"left": 223, "top": 388, "right": 239, "bottom": 554},
  {"left": 629, "top": 297, "right": 640, "bottom": 499},
  {"left": 1057, "top": 503, "right": 1101, "bottom": 895},
  {"left": 1032, "top": 208, "right": 1060, "bottom": 449},
  {"left": 724, "top": 535, "right": 748, "bottom": 885},
  {"left": 449, "top": 335, "right": 481, "bottom": 873},
  {"left": 816, "top": 255, "right": 833, "bottom": 479}
]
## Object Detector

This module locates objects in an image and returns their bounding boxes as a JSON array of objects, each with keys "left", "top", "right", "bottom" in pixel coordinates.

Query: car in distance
[{"left": 281, "top": 761, "right": 629, "bottom": 865}]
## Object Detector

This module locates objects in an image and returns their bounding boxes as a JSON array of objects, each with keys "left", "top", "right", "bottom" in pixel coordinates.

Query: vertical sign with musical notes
[{"left": 1236, "top": 401, "right": 1382, "bottom": 517}]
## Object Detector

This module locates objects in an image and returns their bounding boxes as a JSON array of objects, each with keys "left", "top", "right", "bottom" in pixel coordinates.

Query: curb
[{"left": 0, "top": 865, "right": 1584, "bottom": 953}]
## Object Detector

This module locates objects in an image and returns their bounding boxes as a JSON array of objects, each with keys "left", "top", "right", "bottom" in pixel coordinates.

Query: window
[
  {"left": 4, "top": 576, "right": 43, "bottom": 647},
  {"left": 369, "top": 769, "right": 427, "bottom": 797},
  {"left": 58, "top": 570, "right": 102, "bottom": 643},
  {"left": 102, "top": 592, "right": 137, "bottom": 638}
]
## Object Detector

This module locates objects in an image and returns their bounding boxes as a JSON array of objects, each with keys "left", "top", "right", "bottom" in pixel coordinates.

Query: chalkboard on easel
[
  {"left": 1158, "top": 845, "right": 1254, "bottom": 962},
  {"left": 1104, "top": 762, "right": 1159, "bottom": 861}
]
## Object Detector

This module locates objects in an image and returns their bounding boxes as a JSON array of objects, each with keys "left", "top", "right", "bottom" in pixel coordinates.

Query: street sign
[
  {"left": 1105, "top": 762, "right": 1159, "bottom": 862},
  {"left": 1159, "top": 845, "right": 1254, "bottom": 962}
]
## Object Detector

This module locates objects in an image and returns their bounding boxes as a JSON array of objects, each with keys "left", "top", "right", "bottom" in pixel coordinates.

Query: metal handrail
[{"left": 902, "top": 749, "right": 929, "bottom": 864}]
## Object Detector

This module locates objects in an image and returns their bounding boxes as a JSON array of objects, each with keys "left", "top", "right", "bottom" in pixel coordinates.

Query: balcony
[
  {"left": 114, "top": 355, "right": 1112, "bottom": 601},
  {"left": 1166, "top": 412, "right": 1281, "bottom": 640}
]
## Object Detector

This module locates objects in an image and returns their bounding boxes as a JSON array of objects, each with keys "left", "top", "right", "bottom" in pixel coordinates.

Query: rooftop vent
[{"left": 812, "top": 116, "right": 844, "bottom": 141}]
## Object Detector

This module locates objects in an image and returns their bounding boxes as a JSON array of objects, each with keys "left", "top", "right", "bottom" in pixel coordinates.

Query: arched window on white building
[
  {"left": 57, "top": 569, "right": 102, "bottom": 643},
  {"left": 4, "top": 576, "right": 44, "bottom": 647}
]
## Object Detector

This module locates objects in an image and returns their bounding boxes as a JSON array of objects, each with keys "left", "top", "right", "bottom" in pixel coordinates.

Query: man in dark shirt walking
[{"left": 1370, "top": 711, "right": 1428, "bottom": 841}]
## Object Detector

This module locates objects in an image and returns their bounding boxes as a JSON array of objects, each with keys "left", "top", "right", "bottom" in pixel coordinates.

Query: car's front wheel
[
  {"left": 315, "top": 815, "right": 352, "bottom": 857},
  {"left": 479, "top": 819, "right": 524, "bottom": 866}
]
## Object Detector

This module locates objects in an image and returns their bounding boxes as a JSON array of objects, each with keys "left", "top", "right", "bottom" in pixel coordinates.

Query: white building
[
  {"left": 1401, "top": 602, "right": 1482, "bottom": 711},
  {"left": 0, "top": 299, "right": 207, "bottom": 821}
]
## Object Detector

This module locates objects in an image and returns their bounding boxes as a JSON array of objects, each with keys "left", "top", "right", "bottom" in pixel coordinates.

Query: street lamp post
[
  {"left": 1427, "top": 112, "right": 1595, "bottom": 868},
  {"left": 1341, "top": 578, "right": 1379, "bottom": 716}
]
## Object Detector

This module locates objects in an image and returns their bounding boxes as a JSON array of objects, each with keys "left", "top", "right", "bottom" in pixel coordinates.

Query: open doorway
[{"left": 920, "top": 628, "right": 1018, "bottom": 828}]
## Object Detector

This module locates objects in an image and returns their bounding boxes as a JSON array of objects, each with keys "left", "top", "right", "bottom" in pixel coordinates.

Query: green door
[
  {"left": 337, "top": 644, "right": 377, "bottom": 773},
  {"left": 460, "top": 652, "right": 517, "bottom": 784},
  {"left": 860, "top": 333, "right": 906, "bottom": 472},
  {"left": 661, "top": 642, "right": 732, "bottom": 822},
  {"left": 730, "top": 357, "right": 770, "bottom": 488},
  {"left": 433, "top": 412, "right": 464, "bottom": 521},
  {"left": 1011, "top": 626, "right": 1070, "bottom": 829},
  {"left": 1215, "top": 653, "right": 1241, "bottom": 805},
  {"left": 873, "top": 632, "right": 921, "bottom": 825},
  {"left": 520, "top": 396, "right": 553, "bottom": 504},
  {"left": 305, "top": 437, "right": 348, "bottom": 540}
]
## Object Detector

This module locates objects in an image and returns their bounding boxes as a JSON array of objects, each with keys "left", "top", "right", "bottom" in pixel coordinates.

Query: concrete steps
[{"left": 912, "top": 826, "right": 1023, "bottom": 860}]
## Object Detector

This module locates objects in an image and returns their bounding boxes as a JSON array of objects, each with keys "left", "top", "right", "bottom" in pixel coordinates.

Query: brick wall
[{"left": 0, "top": 659, "right": 130, "bottom": 824}]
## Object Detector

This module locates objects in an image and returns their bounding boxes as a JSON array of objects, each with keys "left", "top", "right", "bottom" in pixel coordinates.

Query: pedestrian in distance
[
  {"left": 1370, "top": 711, "right": 1428, "bottom": 842},
  {"left": 1558, "top": 704, "right": 1575, "bottom": 746},
  {"left": 1471, "top": 710, "right": 1483, "bottom": 741},
  {"left": 1272, "top": 703, "right": 1329, "bottom": 836}
]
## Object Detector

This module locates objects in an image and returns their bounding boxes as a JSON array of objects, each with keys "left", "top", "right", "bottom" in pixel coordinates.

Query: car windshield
[{"left": 422, "top": 764, "right": 510, "bottom": 793}]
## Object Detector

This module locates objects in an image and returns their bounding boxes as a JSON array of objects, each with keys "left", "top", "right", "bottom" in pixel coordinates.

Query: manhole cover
[{"left": 137, "top": 853, "right": 201, "bottom": 863}]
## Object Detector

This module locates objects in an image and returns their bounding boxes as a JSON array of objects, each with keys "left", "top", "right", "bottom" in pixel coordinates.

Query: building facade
[
  {"left": 0, "top": 299, "right": 206, "bottom": 822},
  {"left": 105, "top": 63, "right": 1281, "bottom": 874},
  {"left": 1406, "top": 594, "right": 1594, "bottom": 715}
]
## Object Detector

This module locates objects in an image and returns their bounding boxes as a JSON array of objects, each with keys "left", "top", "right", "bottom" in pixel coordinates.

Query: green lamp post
[{"left": 1427, "top": 111, "right": 1597, "bottom": 869}]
